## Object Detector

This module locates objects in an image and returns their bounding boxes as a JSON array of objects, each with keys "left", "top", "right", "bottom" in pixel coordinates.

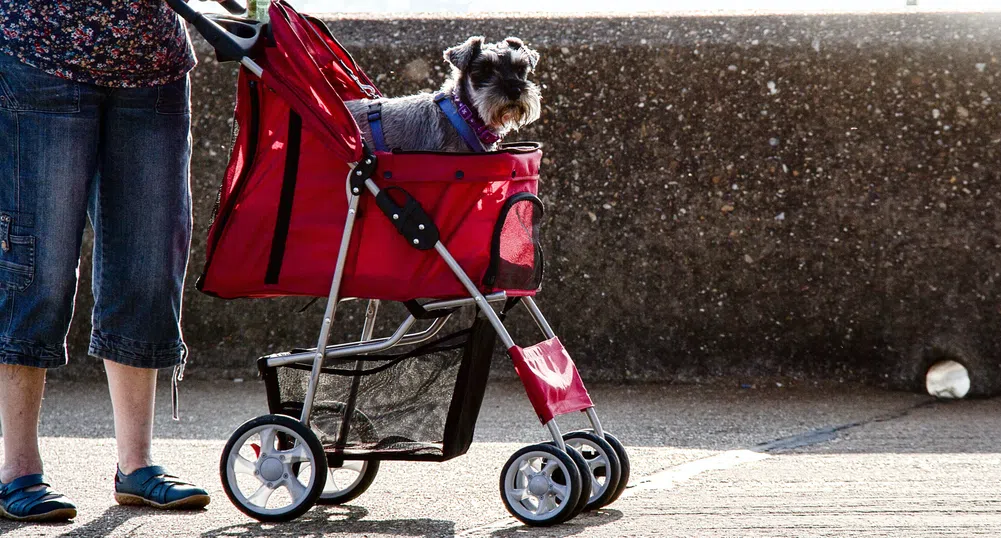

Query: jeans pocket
[
  {"left": 0, "top": 56, "right": 80, "bottom": 114},
  {"left": 0, "top": 214, "right": 35, "bottom": 292},
  {"left": 155, "top": 75, "right": 191, "bottom": 116}
]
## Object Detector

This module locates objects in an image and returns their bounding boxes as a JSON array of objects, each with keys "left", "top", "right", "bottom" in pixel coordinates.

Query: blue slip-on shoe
[
  {"left": 114, "top": 465, "right": 210, "bottom": 510},
  {"left": 0, "top": 474, "right": 77, "bottom": 522}
]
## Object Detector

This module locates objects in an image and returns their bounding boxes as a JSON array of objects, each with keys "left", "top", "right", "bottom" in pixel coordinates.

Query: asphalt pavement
[{"left": 1, "top": 376, "right": 999, "bottom": 537}]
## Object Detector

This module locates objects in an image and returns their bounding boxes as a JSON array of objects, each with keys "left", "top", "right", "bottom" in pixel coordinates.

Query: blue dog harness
[
  {"left": 366, "top": 103, "right": 390, "bottom": 152},
  {"left": 433, "top": 92, "right": 487, "bottom": 153},
  {"left": 365, "top": 94, "right": 489, "bottom": 153}
]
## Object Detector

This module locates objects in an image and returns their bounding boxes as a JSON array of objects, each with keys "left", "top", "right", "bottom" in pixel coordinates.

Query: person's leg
[
  {"left": 0, "top": 54, "right": 102, "bottom": 520},
  {"left": 103, "top": 361, "right": 156, "bottom": 474},
  {"left": 0, "top": 366, "right": 45, "bottom": 483},
  {"left": 90, "top": 74, "right": 206, "bottom": 508}
]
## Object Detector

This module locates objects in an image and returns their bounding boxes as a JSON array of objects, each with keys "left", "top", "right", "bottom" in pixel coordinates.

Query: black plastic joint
[
  {"left": 349, "top": 145, "right": 378, "bottom": 194},
  {"left": 367, "top": 103, "right": 382, "bottom": 123},
  {"left": 403, "top": 300, "right": 458, "bottom": 320},
  {"left": 374, "top": 187, "right": 439, "bottom": 251}
]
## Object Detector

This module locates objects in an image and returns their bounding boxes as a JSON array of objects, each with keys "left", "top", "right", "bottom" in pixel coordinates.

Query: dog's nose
[{"left": 506, "top": 87, "right": 522, "bottom": 100}]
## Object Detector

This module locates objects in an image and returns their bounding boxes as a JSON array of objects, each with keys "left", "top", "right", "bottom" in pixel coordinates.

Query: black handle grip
[
  {"left": 166, "top": 0, "right": 263, "bottom": 63},
  {"left": 214, "top": 0, "right": 247, "bottom": 14}
]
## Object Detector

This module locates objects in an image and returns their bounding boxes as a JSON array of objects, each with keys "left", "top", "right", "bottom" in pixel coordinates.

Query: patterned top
[{"left": 0, "top": 1, "right": 195, "bottom": 88}]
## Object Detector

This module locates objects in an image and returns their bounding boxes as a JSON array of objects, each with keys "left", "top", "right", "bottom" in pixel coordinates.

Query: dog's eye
[{"left": 471, "top": 62, "right": 495, "bottom": 82}]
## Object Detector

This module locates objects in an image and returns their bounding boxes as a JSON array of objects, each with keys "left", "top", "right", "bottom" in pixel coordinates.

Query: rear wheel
[
  {"left": 220, "top": 414, "right": 326, "bottom": 522},
  {"left": 275, "top": 401, "right": 381, "bottom": 505},
  {"left": 315, "top": 458, "right": 380, "bottom": 505}
]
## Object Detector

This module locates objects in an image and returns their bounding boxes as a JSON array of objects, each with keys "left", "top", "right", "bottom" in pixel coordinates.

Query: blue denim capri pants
[{"left": 0, "top": 53, "right": 192, "bottom": 370}]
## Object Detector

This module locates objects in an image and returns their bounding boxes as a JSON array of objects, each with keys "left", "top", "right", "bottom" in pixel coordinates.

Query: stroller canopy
[{"left": 257, "top": 0, "right": 381, "bottom": 163}]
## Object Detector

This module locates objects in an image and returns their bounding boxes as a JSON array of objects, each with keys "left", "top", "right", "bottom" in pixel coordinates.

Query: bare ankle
[
  {"left": 1, "top": 461, "right": 44, "bottom": 484},
  {"left": 117, "top": 458, "right": 154, "bottom": 476}
]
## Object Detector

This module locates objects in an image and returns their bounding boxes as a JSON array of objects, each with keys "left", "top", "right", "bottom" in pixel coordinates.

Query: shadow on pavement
[
  {"left": 199, "top": 504, "right": 455, "bottom": 537},
  {"left": 52, "top": 505, "right": 151, "bottom": 537},
  {"left": 0, "top": 519, "right": 74, "bottom": 536},
  {"left": 487, "top": 509, "right": 624, "bottom": 537}
]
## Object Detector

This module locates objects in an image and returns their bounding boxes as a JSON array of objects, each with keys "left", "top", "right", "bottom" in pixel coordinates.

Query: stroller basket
[{"left": 259, "top": 316, "right": 497, "bottom": 462}]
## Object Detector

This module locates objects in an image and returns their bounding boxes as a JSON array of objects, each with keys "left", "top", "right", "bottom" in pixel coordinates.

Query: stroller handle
[
  {"left": 166, "top": 0, "right": 264, "bottom": 64},
  {"left": 208, "top": 0, "right": 248, "bottom": 15}
]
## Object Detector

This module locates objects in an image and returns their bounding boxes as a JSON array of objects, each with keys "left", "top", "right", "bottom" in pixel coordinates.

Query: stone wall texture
[{"left": 62, "top": 12, "right": 1001, "bottom": 394}]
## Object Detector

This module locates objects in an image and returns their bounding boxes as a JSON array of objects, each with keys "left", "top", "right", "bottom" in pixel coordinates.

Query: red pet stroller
[{"left": 169, "top": 0, "right": 630, "bottom": 525}]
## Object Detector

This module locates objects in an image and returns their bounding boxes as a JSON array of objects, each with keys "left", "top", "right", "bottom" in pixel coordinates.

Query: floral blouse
[{"left": 0, "top": 0, "right": 195, "bottom": 88}]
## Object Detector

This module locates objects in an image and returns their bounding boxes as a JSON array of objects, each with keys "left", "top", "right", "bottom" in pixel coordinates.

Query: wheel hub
[
  {"left": 260, "top": 456, "right": 285, "bottom": 482},
  {"left": 528, "top": 474, "right": 550, "bottom": 496}
]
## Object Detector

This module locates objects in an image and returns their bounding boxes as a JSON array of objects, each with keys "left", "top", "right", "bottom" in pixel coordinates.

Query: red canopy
[{"left": 257, "top": 0, "right": 381, "bottom": 163}]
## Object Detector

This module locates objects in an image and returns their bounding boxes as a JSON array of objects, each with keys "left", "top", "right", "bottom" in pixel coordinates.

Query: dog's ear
[
  {"left": 505, "top": 37, "right": 539, "bottom": 70},
  {"left": 444, "top": 36, "right": 485, "bottom": 71},
  {"left": 505, "top": 37, "right": 525, "bottom": 49}
]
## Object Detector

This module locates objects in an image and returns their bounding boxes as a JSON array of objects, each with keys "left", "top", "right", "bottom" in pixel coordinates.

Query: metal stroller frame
[{"left": 168, "top": 0, "right": 630, "bottom": 526}]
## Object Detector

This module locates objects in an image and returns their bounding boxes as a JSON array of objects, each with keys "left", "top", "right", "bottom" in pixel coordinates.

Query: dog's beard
[{"left": 470, "top": 82, "right": 542, "bottom": 132}]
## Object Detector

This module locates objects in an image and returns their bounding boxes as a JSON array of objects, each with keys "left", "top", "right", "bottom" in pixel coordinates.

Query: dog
[{"left": 346, "top": 36, "right": 542, "bottom": 153}]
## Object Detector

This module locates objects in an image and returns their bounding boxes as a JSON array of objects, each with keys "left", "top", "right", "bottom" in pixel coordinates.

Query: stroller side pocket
[{"left": 483, "top": 192, "right": 545, "bottom": 294}]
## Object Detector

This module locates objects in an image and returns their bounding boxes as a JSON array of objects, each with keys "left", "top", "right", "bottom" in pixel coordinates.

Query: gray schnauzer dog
[{"left": 346, "top": 36, "right": 542, "bottom": 153}]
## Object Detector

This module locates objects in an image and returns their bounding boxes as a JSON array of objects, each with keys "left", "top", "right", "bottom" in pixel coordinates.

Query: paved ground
[{"left": 0, "top": 376, "right": 999, "bottom": 537}]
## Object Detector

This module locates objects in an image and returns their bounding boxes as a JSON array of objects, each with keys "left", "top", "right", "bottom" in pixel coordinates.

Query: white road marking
[{"left": 621, "top": 448, "right": 771, "bottom": 497}]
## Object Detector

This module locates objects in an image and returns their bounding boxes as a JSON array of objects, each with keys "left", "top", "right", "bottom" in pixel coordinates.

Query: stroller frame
[
  {"left": 263, "top": 164, "right": 606, "bottom": 452},
  {"left": 168, "top": 0, "right": 629, "bottom": 526}
]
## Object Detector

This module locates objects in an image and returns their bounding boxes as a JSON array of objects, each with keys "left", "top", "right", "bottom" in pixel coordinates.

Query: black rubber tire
[
  {"left": 314, "top": 459, "right": 380, "bottom": 505},
  {"left": 274, "top": 402, "right": 380, "bottom": 504},
  {"left": 220, "top": 414, "right": 327, "bottom": 522},
  {"left": 274, "top": 402, "right": 378, "bottom": 502},
  {"left": 563, "top": 431, "right": 622, "bottom": 510},
  {"left": 560, "top": 445, "right": 592, "bottom": 520},
  {"left": 499, "top": 443, "right": 583, "bottom": 527},
  {"left": 601, "top": 432, "right": 630, "bottom": 505}
]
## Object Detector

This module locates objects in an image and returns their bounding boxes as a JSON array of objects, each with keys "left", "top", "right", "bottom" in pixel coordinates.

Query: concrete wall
[{"left": 62, "top": 12, "right": 1001, "bottom": 394}]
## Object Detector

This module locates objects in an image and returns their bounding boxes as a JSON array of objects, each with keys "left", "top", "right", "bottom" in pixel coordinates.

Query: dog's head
[{"left": 444, "top": 36, "right": 542, "bottom": 133}]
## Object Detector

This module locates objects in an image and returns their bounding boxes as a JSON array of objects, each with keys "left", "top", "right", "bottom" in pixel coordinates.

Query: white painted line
[{"left": 621, "top": 448, "right": 771, "bottom": 498}]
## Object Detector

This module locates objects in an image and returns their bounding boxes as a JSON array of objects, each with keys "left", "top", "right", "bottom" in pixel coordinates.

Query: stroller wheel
[
  {"left": 274, "top": 401, "right": 381, "bottom": 505},
  {"left": 597, "top": 432, "right": 631, "bottom": 505},
  {"left": 499, "top": 443, "right": 584, "bottom": 527},
  {"left": 315, "top": 459, "right": 380, "bottom": 505},
  {"left": 563, "top": 431, "right": 622, "bottom": 510},
  {"left": 220, "top": 414, "right": 327, "bottom": 522},
  {"left": 548, "top": 442, "right": 592, "bottom": 516}
]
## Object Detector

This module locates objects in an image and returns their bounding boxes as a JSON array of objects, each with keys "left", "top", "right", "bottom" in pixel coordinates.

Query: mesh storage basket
[{"left": 259, "top": 315, "right": 497, "bottom": 462}]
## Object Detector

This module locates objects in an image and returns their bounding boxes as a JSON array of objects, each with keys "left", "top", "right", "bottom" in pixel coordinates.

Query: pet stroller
[{"left": 168, "top": 0, "right": 630, "bottom": 526}]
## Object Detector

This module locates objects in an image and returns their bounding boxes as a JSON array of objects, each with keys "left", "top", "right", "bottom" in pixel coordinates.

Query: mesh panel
[
  {"left": 261, "top": 318, "right": 494, "bottom": 461},
  {"left": 491, "top": 197, "right": 544, "bottom": 292}
]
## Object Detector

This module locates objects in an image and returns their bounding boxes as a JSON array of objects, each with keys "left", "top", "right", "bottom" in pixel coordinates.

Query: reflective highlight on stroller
[{"left": 168, "top": 0, "right": 630, "bottom": 525}]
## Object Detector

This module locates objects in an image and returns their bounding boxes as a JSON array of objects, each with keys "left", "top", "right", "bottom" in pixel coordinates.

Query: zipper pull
[{"left": 0, "top": 214, "right": 10, "bottom": 252}]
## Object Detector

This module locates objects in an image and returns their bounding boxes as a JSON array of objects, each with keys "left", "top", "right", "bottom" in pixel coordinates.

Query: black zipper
[{"left": 264, "top": 111, "right": 303, "bottom": 285}]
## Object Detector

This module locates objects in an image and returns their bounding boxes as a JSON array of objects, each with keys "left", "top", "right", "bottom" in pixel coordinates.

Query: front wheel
[
  {"left": 600, "top": 432, "right": 630, "bottom": 504},
  {"left": 563, "top": 431, "right": 622, "bottom": 510},
  {"left": 499, "top": 443, "right": 584, "bottom": 526}
]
